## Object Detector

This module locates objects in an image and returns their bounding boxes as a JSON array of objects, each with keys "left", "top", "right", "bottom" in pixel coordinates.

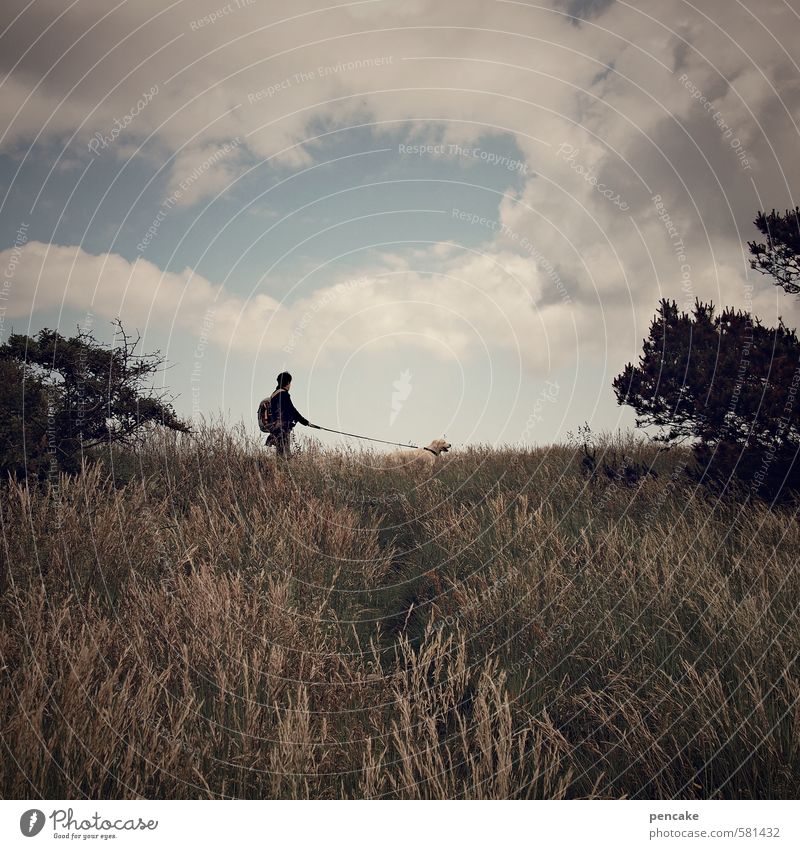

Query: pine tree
[{"left": 614, "top": 206, "right": 800, "bottom": 499}]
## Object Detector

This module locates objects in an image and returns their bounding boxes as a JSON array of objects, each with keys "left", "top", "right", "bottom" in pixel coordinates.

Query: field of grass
[{"left": 1, "top": 426, "right": 798, "bottom": 799}]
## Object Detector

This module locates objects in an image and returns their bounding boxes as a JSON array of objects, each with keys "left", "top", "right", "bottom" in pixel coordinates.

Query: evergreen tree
[
  {"left": 613, "top": 300, "right": 800, "bottom": 497},
  {"left": 748, "top": 207, "right": 800, "bottom": 295},
  {"left": 615, "top": 206, "right": 800, "bottom": 499}
]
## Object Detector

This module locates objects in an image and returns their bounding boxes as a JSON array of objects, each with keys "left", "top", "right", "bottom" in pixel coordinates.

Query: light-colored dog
[{"left": 385, "top": 438, "right": 452, "bottom": 469}]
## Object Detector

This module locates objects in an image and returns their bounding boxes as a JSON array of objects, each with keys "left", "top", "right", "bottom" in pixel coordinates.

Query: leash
[{"left": 309, "top": 423, "right": 419, "bottom": 450}]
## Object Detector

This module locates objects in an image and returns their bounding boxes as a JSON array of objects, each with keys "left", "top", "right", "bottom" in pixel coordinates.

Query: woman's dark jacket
[{"left": 269, "top": 389, "right": 308, "bottom": 431}]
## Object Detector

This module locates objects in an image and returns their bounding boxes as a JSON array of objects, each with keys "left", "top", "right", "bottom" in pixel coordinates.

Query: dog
[{"left": 384, "top": 438, "right": 452, "bottom": 469}]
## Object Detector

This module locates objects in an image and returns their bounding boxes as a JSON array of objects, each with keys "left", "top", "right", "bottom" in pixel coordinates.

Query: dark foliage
[
  {"left": 579, "top": 441, "right": 659, "bottom": 486},
  {"left": 0, "top": 321, "right": 189, "bottom": 478},
  {"left": 0, "top": 359, "right": 49, "bottom": 480},
  {"left": 749, "top": 207, "right": 800, "bottom": 295},
  {"left": 614, "top": 299, "right": 800, "bottom": 499},
  {"left": 570, "top": 423, "right": 660, "bottom": 486}
]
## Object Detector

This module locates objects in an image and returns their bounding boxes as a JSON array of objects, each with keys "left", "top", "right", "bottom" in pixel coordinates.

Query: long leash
[{"left": 309, "top": 423, "right": 419, "bottom": 450}]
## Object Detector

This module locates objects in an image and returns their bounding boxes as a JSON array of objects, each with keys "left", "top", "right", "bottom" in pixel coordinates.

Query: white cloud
[
  {"left": 2, "top": 0, "right": 799, "bottom": 394},
  {"left": 1, "top": 240, "right": 234, "bottom": 329},
  {"left": 2, "top": 239, "right": 588, "bottom": 374}
]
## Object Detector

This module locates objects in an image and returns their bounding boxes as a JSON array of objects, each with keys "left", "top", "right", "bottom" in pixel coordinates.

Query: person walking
[{"left": 262, "top": 372, "right": 312, "bottom": 457}]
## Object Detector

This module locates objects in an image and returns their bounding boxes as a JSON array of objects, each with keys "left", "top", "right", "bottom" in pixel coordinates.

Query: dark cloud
[{"left": 554, "top": 0, "right": 616, "bottom": 26}]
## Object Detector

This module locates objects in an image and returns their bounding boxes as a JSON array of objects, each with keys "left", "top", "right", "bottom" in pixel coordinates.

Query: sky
[{"left": 1, "top": 0, "right": 799, "bottom": 450}]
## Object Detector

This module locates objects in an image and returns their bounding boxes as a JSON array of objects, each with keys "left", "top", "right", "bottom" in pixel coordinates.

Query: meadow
[{"left": 1, "top": 426, "right": 797, "bottom": 799}]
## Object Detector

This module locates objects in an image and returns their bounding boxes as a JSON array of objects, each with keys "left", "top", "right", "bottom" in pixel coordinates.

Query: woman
[{"left": 265, "top": 371, "right": 311, "bottom": 457}]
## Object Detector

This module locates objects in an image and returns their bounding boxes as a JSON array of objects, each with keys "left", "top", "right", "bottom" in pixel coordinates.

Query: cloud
[
  {"left": 1, "top": 240, "right": 234, "bottom": 330},
  {"left": 1, "top": 238, "right": 588, "bottom": 374},
  {"left": 2, "top": 0, "right": 799, "bottom": 397},
  {"left": 165, "top": 137, "right": 247, "bottom": 206},
  {"left": 555, "top": 0, "right": 617, "bottom": 26},
  {"left": 3, "top": 1, "right": 797, "bottom": 188}
]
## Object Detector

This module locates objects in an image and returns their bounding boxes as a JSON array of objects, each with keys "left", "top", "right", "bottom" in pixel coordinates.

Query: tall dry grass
[{"left": 1, "top": 424, "right": 797, "bottom": 798}]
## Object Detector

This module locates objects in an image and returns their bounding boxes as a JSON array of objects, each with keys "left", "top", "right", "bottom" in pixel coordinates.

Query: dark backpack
[{"left": 257, "top": 389, "right": 284, "bottom": 433}]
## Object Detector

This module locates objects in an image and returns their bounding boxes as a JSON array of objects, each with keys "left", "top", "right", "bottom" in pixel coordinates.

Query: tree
[
  {"left": 0, "top": 322, "right": 190, "bottom": 478},
  {"left": 615, "top": 205, "right": 800, "bottom": 499},
  {"left": 748, "top": 207, "right": 800, "bottom": 295},
  {"left": 0, "top": 358, "right": 50, "bottom": 480},
  {"left": 613, "top": 299, "right": 800, "bottom": 497}
]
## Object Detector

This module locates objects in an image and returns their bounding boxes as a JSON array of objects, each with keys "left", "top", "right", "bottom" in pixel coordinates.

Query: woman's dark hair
[{"left": 276, "top": 371, "right": 293, "bottom": 388}]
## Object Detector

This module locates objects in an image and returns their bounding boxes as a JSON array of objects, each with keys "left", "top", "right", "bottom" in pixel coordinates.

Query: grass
[{"left": 1, "top": 424, "right": 797, "bottom": 798}]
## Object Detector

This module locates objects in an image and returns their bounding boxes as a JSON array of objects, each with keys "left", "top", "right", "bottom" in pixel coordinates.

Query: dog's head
[{"left": 426, "top": 438, "right": 452, "bottom": 456}]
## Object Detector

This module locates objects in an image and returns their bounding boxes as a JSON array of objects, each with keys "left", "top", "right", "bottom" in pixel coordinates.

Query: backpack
[{"left": 257, "top": 389, "right": 284, "bottom": 433}]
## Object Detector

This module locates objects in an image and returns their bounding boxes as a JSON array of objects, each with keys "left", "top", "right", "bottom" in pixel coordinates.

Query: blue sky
[{"left": 2, "top": 0, "right": 798, "bottom": 450}]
